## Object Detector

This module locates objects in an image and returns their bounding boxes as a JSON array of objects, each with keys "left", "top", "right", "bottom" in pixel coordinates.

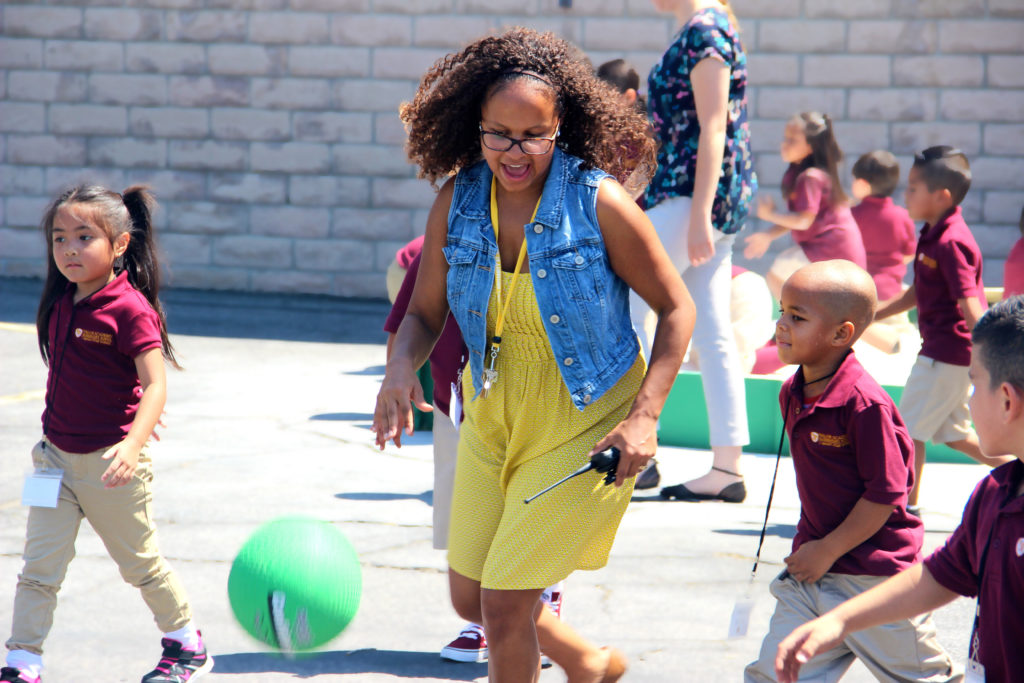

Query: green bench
[{"left": 658, "top": 371, "right": 971, "bottom": 464}]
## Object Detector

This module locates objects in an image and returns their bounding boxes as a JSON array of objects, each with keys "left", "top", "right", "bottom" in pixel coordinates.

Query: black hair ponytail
[{"left": 121, "top": 185, "right": 180, "bottom": 369}]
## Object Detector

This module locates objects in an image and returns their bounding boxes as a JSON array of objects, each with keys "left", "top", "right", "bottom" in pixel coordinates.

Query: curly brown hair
[{"left": 400, "top": 27, "right": 657, "bottom": 194}]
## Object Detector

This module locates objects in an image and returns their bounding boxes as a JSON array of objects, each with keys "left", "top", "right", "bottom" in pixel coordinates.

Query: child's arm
[
  {"left": 875, "top": 284, "right": 916, "bottom": 320},
  {"left": 958, "top": 295, "right": 985, "bottom": 331},
  {"left": 783, "top": 497, "right": 895, "bottom": 583},
  {"left": 756, "top": 195, "right": 816, "bottom": 232},
  {"left": 101, "top": 347, "right": 165, "bottom": 488},
  {"left": 774, "top": 563, "right": 958, "bottom": 683},
  {"left": 743, "top": 223, "right": 789, "bottom": 260}
]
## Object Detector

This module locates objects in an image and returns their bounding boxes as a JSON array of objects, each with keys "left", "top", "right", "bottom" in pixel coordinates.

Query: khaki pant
[
  {"left": 431, "top": 404, "right": 459, "bottom": 550},
  {"left": 7, "top": 439, "right": 191, "bottom": 655},
  {"left": 745, "top": 571, "right": 961, "bottom": 683}
]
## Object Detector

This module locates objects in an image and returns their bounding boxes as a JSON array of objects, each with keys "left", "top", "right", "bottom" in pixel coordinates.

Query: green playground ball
[{"left": 228, "top": 516, "right": 362, "bottom": 651}]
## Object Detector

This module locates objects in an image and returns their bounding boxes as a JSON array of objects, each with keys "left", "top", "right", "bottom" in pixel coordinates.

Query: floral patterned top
[{"left": 645, "top": 7, "right": 756, "bottom": 235}]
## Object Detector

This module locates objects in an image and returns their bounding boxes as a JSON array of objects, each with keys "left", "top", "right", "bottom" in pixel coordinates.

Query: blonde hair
[{"left": 720, "top": 0, "right": 740, "bottom": 30}]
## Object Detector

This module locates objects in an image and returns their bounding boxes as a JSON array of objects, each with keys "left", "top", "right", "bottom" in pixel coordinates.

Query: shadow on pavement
[
  {"left": 335, "top": 491, "right": 434, "bottom": 505},
  {"left": 0, "top": 276, "right": 392, "bottom": 345},
  {"left": 310, "top": 412, "right": 375, "bottom": 422},
  {"left": 714, "top": 523, "right": 797, "bottom": 539},
  {"left": 211, "top": 648, "right": 487, "bottom": 679}
]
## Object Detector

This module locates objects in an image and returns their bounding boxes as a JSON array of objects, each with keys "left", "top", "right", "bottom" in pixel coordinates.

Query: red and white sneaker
[
  {"left": 543, "top": 589, "right": 563, "bottom": 620},
  {"left": 440, "top": 623, "right": 487, "bottom": 663}
]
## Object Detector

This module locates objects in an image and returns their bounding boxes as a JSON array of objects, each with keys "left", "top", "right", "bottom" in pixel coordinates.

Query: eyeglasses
[{"left": 479, "top": 125, "right": 559, "bottom": 155}]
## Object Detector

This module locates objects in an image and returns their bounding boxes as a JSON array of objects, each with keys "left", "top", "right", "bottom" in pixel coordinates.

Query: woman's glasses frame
[{"left": 479, "top": 125, "right": 559, "bottom": 155}]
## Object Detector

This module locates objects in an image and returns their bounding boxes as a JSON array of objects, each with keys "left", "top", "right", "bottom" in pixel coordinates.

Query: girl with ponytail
[
  {"left": 5, "top": 185, "right": 210, "bottom": 683},
  {"left": 744, "top": 111, "right": 867, "bottom": 301}
]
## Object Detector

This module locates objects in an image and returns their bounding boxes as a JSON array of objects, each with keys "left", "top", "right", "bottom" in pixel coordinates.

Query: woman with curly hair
[{"left": 372, "top": 27, "right": 694, "bottom": 682}]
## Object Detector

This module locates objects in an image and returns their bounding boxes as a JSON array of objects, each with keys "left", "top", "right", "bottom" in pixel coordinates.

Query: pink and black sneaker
[
  {"left": 0, "top": 667, "right": 40, "bottom": 683},
  {"left": 141, "top": 632, "right": 213, "bottom": 682}
]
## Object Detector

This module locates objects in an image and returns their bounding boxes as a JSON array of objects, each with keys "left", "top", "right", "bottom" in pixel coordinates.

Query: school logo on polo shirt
[
  {"left": 810, "top": 431, "right": 850, "bottom": 448},
  {"left": 917, "top": 253, "right": 938, "bottom": 269},
  {"left": 75, "top": 328, "right": 113, "bottom": 345}
]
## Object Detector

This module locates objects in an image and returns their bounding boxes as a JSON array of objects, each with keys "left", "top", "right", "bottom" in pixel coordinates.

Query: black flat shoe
[
  {"left": 634, "top": 460, "right": 661, "bottom": 490},
  {"left": 659, "top": 480, "right": 746, "bottom": 503}
]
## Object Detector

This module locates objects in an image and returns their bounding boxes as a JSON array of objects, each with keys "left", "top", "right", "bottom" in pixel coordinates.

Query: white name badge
[
  {"left": 965, "top": 659, "right": 985, "bottom": 683},
  {"left": 22, "top": 469, "right": 63, "bottom": 508},
  {"left": 450, "top": 382, "right": 462, "bottom": 434},
  {"left": 728, "top": 596, "right": 755, "bottom": 638}
]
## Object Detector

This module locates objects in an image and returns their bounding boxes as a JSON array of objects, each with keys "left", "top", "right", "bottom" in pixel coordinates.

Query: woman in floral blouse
[{"left": 635, "top": 0, "right": 757, "bottom": 502}]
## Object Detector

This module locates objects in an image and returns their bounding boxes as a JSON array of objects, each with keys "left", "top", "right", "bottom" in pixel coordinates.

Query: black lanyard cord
[{"left": 751, "top": 412, "right": 789, "bottom": 578}]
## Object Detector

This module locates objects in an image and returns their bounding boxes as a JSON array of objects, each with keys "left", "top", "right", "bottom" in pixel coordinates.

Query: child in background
[
  {"left": 744, "top": 260, "right": 958, "bottom": 683},
  {"left": 596, "top": 58, "right": 645, "bottom": 114},
  {"left": 1003, "top": 206, "right": 1024, "bottom": 299},
  {"left": 850, "top": 150, "right": 916, "bottom": 303},
  {"left": 383, "top": 240, "right": 564, "bottom": 664},
  {"left": 595, "top": 58, "right": 655, "bottom": 205},
  {"left": 775, "top": 296, "right": 1024, "bottom": 683},
  {"left": 850, "top": 150, "right": 917, "bottom": 353},
  {"left": 3, "top": 186, "right": 210, "bottom": 683},
  {"left": 875, "top": 146, "right": 1013, "bottom": 511},
  {"left": 744, "top": 112, "right": 866, "bottom": 301}
]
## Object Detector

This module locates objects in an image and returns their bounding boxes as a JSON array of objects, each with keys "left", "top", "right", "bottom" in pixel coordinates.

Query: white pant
[{"left": 630, "top": 195, "right": 749, "bottom": 447}]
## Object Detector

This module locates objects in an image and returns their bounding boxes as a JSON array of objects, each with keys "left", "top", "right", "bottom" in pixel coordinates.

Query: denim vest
[{"left": 444, "top": 147, "right": 640, "bottom": 411}]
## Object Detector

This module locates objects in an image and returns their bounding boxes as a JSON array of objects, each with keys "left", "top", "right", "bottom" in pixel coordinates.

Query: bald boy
[{"left": 745, "top": 263, "right": 960, "bottom": 682}]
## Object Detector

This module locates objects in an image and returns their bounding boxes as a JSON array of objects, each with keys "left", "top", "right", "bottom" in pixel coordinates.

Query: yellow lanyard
[{"left": 483, "top": 177, "right": 541, "bottom": 393}]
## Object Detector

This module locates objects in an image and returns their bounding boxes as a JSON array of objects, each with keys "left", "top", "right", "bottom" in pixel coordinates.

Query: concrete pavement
[{"left": 0, "top": 276, "right": 980, "bottom": 682}]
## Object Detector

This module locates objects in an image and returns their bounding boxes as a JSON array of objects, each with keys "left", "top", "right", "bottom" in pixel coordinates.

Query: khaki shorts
[
  {"left": 745, "top": 571, "right": 960, "bottom": 683},
  {"left": 899, "top": 355, "right": 972, "bottom": 444}
]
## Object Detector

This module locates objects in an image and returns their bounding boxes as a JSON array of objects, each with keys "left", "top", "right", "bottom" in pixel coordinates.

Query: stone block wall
[{"left": 1, "top": 0, "right": 1021, "bottom": 297}]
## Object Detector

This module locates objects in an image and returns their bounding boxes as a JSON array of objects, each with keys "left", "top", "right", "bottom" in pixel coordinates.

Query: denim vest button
[
  {"left": 583, "top": 394, "right": 592, "bottom": 404},
  {"left": 563, "top": 357, "right": 574, "bottom": 366},
  {"left": 537, "top": 269, "right": 547, "bottom": 278},
  {"left": 574, "top": 255, "right": 584, "bottom": 265},
  {"left": 549, "top": 314, "right": 560, "bottom": 324},
  {"left": 533, "top": 224, "right": 543, "bottom": 234}
]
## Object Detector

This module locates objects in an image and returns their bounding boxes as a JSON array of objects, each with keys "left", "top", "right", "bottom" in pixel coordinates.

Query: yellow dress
[{"left": 447, "top": 270, "right": 646, "bottom": 590}]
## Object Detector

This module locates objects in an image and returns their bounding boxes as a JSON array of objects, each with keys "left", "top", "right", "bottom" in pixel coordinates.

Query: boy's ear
[
  {"left": 1002, "top": 382, "right": 1023, "bottom": 422},
  {"left": 832, "top": 321, "right": 855, "bottom": 346},
  {"left": 938, "top": 187, "right": 955, "bottom": 208}
]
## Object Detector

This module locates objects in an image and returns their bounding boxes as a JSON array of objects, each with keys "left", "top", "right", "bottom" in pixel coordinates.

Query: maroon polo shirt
[
  {"left": 781, "top": 351, "right": 923, "bottom": 576},
  {"left": 913, "top": 207, "right": 986, "bottom": 367},
  {"left": 42, "top": 272, "right": 164, "bottom": 453},
  {"left": 784, "top": 167, "right": 866, "bottom": 268},
  {"left": 851, "top": 196, "right": 916, "bottom": 301},
  {"left": 1004, "top": 237, "right": 1024, "bottom": 299},
  {"left": 383, "top": 250, "right": 467, "bottom": 418},
  {"left": 924, "top": 459, "right": 1024, "bottom": 683}
]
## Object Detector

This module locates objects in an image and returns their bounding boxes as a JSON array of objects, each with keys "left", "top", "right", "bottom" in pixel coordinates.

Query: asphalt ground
[{"left": 0, "top": 275, "right": 980, "bottom": 682}]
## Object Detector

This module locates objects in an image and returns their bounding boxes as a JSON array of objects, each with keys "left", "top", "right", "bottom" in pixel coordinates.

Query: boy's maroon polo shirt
[
  {"left": 913, "top": 206, "right": 986, "bottom": 366},
  {"left": 781, "top": 351, "right": 923, "bottom": 576},
  {"left": 851, "top": 196, "right": 916, "bottom": 301},
  {"left": 384, "top": 251, "right": 467, "bottom": 418},
  {"left": 42, "top": 272, "right": 163, "bottom": 453},
  {"left": 924, "top": 460, "right": 1024, "bottom": 683}
]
